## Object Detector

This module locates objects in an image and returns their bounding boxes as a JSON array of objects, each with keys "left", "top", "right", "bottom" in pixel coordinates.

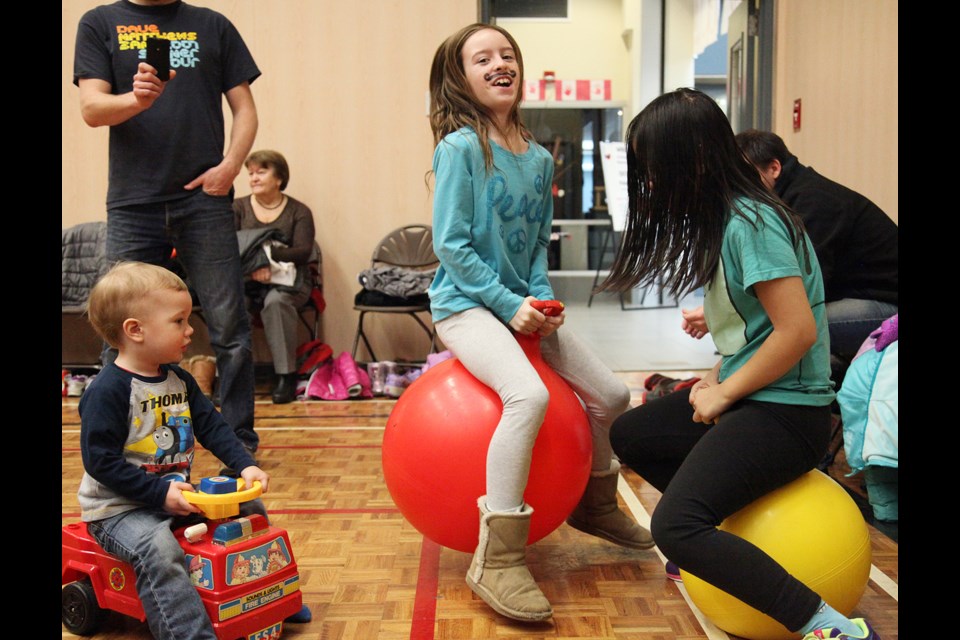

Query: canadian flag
[
  {"left": 523, "top": 79, "right": 546, "bottom": 102},
  {"left": 589, "top": 79, "right": 612, "bottom": 101},
  {"left": 556, "top": 79, "right": 586, "bottom": 101},
  {"left": 556, "top": 79, "right": 611, "bottom": 101}
]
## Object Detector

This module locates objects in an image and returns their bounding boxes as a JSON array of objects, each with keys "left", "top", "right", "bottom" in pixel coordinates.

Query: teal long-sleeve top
[{"left": 428, "top": 127, "right": 556, "bottom": 324}]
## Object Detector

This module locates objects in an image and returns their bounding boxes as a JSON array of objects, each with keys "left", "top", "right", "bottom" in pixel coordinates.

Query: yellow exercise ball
[{"left": 681, "top": 470, "right": 872, "bottom": 640}]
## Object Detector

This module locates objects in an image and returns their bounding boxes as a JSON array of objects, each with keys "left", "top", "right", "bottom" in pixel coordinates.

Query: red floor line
[
  {"left": 62, "top": 508, "right": 401, "bottom": 519},
  {"left": 411, "top": 536, "right": 441, "bottom": 640}
]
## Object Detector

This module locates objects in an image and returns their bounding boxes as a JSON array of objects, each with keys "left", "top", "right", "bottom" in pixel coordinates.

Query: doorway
[{"left": 726, "top": 0, "right": 773, "bottom": 132}]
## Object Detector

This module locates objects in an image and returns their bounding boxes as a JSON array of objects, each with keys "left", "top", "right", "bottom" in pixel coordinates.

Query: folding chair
[
  {"left": 351, "top": 224, "right": 438, "bottom": 362},
  {"left": 297, "top": 242, "right": 325, "bottom": 341}
]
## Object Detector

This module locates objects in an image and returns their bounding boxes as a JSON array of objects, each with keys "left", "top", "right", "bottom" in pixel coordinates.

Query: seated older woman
[{"left": 234, "top": 149, "right": 317, "bottom": 404}]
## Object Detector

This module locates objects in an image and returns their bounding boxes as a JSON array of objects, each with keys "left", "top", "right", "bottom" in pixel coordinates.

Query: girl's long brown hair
[
  {"left": 599, "top": 88, "right": 809, "bottom": 297},
  {"left": 428, "top": 23, "right": 530, "bottom": 170}
]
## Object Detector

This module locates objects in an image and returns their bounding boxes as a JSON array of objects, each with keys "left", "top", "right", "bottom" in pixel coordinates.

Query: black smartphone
[{"left": 145, "top": 38, "right": 170, "bottom": 81}]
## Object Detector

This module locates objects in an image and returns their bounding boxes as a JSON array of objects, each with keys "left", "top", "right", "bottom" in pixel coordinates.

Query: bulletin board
[{"left": 599, "top": 141, "right": 628, "bottom": 233}]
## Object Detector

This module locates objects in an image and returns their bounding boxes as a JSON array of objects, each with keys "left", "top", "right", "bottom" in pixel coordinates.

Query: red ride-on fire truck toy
[{"left": 62, "top": 477, "right": 305, "bottom": 640}]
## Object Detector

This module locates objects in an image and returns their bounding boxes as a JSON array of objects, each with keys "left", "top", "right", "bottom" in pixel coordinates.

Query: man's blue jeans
[
  {"left": 104, "top": 191, "right": 257, "bottom": 451},
  {"left": 826, "top": 297, "right": 897, "bottom": 385},
  {"left": 87, "top": 499, "right": 267, "bottom": 640},
  {"left": 826, "top": 298, "right": 898, "bottom": 358}
]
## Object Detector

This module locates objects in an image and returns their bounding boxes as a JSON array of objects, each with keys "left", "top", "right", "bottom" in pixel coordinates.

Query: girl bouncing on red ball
[{"left": 426, "top": 22, "right": 653, "bottom": 623}]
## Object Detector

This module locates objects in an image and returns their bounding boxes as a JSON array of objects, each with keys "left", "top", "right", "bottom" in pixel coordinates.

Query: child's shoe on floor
[
  {"left": 402, "top": 367, "right": 422, "bottom": 386},
  {"left": 367, "top": 362, "right": 387, "bottom": 396},
  {"left": 66, "top": 374, "right": 88, "bottom": 397},
  {"left": 643, "top": 372, "right": 674, "bottom": 391},
  {"left": 384, "top": 372, "right": 408, "bottom": 398},
  {"left": 423, "top": 350, "right": 453, "bottom": 372},
  {"left": 641, "top": 374, "right": 701, "bottom": 403},
  {"left": 335, "top": 352, "right": 364, "bottom": 397},
  {"left": 285, "top": 604, "right": 312, "bottom": 623},
  {"left": 802, "top": 619, "right": 879, "bottom": 639},
  {"left": 664, "top": 560, "right": 681, "bottom": 582}
]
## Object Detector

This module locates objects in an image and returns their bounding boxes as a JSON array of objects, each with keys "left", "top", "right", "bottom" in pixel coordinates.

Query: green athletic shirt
[{"left": 704, "top": 197, "right": 835, "bottom": 406}]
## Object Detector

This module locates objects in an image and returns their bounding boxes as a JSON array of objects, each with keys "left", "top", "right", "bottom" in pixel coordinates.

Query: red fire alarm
[{"left": 793, "top": 98, "right": 802, "bottom": 131}]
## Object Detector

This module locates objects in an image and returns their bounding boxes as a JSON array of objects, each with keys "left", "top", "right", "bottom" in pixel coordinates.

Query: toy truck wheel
[{"left": 62, "top": 580, "right": 106, "bottom": 636}]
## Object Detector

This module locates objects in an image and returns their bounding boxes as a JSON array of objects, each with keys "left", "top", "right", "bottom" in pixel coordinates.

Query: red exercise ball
[{"left": 383, "top": 332, "right": 593, "bottom": 553}]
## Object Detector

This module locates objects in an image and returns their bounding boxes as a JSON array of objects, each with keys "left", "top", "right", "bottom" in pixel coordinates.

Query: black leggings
[{"left": 610, "top": 388, "right": 831, "bottom": 632}]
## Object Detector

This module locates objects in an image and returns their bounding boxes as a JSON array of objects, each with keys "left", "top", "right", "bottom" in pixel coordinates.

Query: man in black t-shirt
[{"left": 74, "top": 0, "right": 261, "bottom": 458}]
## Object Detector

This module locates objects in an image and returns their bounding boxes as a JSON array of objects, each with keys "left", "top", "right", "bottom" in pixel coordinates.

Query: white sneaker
[
  {"left": 66, "top": 375, "right": 88, "bottom": 397},
  {"left": 367, "top": 362, "right": 387, "bottom": 396},
  {"left": 383, "top": 371, "right": 408, "bottom": 398}
]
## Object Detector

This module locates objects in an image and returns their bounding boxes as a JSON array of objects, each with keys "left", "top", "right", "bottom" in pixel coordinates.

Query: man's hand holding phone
[
  {"left": 146, "top": 38, "right": 170, "bottom": 81},
  {"left": 133, "top": 38, "right": 176, "bottom": 109}
]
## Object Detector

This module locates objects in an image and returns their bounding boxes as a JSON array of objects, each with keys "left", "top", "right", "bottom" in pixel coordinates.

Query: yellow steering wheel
[{"left": 181, "top": 477, "right": 263, "bottom": 520}]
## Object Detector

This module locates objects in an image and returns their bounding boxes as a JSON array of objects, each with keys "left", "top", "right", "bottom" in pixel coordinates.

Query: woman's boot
[
  {"left": 566, "top": 460, "right": 655, "bottom": 549},
  {"left": 466, "top": 498, "right": 553, "bottom": 621},
  {"left": 272, "top": 373, "right": 298, "bottom": 404}
]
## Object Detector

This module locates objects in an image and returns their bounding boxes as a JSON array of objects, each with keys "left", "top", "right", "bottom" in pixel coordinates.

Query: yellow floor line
[{"left": 618, "top": 475, "right": 732, "bottom": 640}]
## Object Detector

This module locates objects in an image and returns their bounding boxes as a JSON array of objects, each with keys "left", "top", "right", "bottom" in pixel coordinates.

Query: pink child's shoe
[{"left": 335, "top": 352, "right": 364, "bottom": 397}]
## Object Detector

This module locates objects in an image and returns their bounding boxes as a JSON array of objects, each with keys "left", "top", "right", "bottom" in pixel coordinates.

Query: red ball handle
[
  {"left": 517, "top": 300, "right": 565, "bottom": 359},
  {"left": 530, "top": 299, "right": 564, "bottom": 316}
]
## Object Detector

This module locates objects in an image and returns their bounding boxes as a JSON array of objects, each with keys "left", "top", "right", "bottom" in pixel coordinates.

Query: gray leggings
[{"left": 435, "top": 307, "right": 631, "bottom": 512}]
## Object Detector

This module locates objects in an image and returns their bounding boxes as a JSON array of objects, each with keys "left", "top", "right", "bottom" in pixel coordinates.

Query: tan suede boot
[
  {"left": 566, "top": 460, "right": 655, "bottom": 549},
  {"left": 466, "top": 498, "right": 553, "bottom": 622},
  {"left": 189, "top": 355, "right": 217, "bottom": 400}
]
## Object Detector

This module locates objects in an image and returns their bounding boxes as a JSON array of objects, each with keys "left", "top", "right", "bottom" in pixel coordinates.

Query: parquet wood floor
[{"left": 61, "top": 371, "right": 898, "bottom": 639}]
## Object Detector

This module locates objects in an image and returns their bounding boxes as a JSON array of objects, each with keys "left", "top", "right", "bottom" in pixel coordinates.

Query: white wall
[
  {"left": 498, "top": 0, "right": 694, "bottom": 122},
  {"left": 634, "top": 0, "right": 664, "bottom": 119},
  {"left": 62, "top": 0, "right": 479, "bottom": 360},
  {"left": 663, "top": 0, "right": 696, "bottom": 94},
  {"left": 498, "top": 0, "right": 633, "bottom": 106},
  {"left": 772, "top": 0, "right": 898, "bottom": 221}
]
